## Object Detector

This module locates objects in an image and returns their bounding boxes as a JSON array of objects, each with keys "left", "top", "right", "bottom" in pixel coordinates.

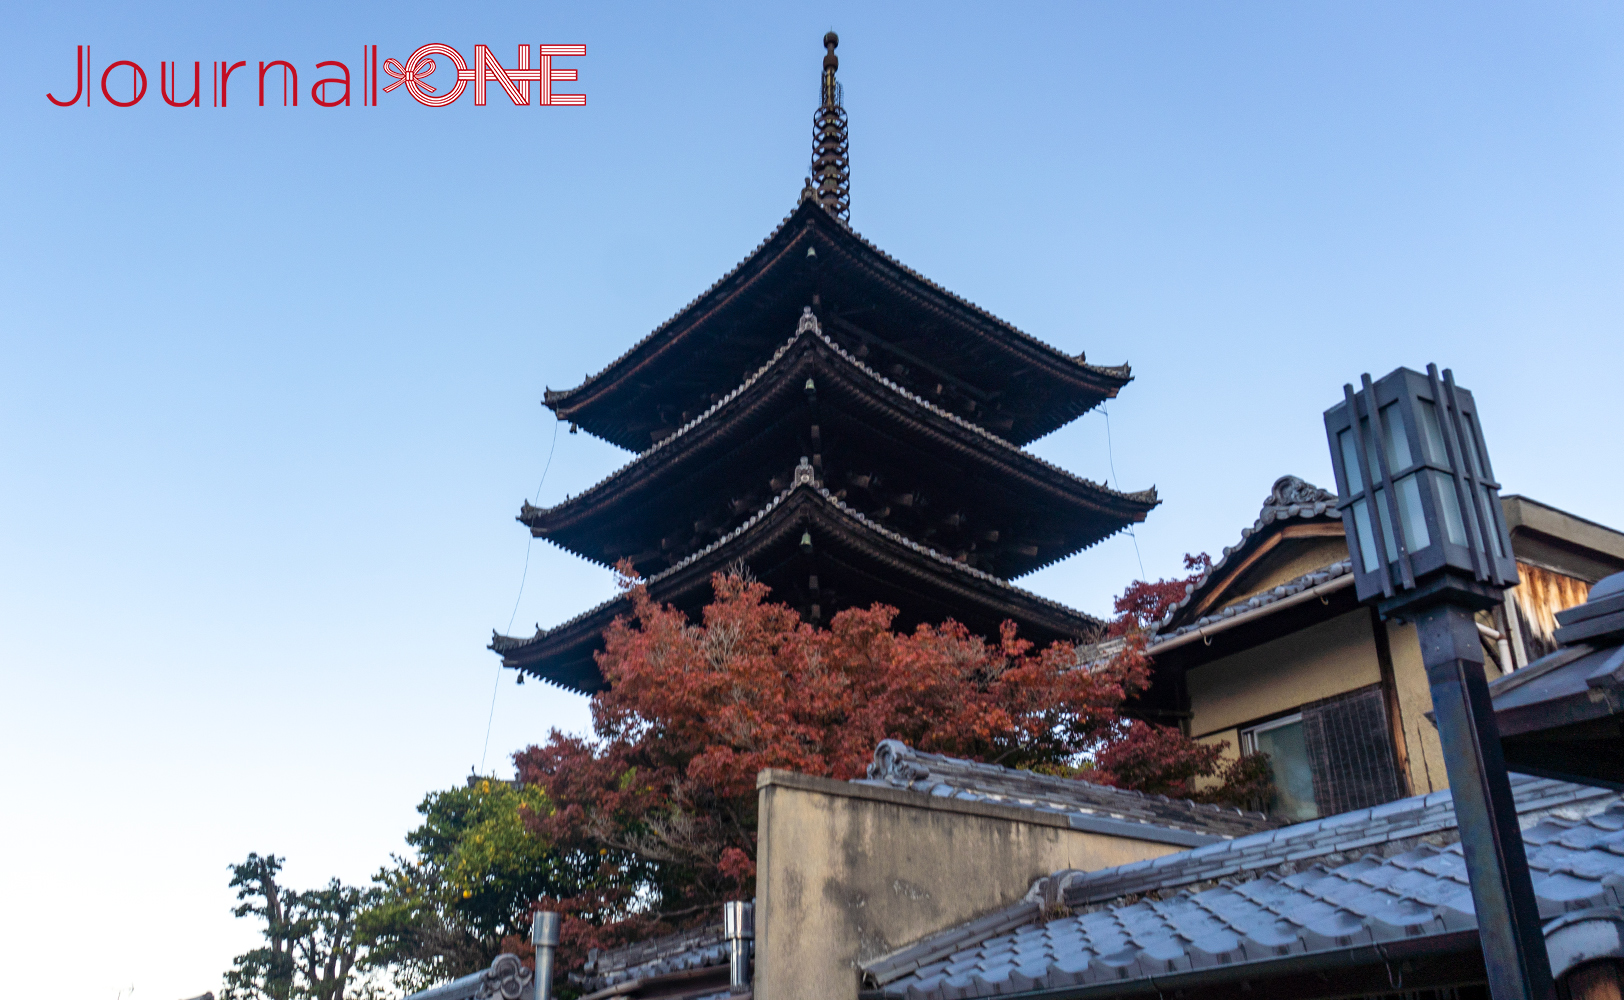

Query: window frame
[{"left": 1240, "top": 711, "right": 1305, "bottom": 754}]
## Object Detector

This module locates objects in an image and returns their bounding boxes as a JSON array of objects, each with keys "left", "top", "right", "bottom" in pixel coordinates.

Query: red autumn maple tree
[
  {"left": 511, "top": 554, "right": 1269, "bottom": 970},
  {"left": 513, "top": 566, "right": 1147, "bottom": 966},
  {"left": 1092, "top": 718, "right": 1274, "bottom": 808},
  {"left": 1107, "top": 552, "right": 1213, "bottom": 636},
  {"left": 1089, "top": 551, "right": 1274, "bottom": 808}
]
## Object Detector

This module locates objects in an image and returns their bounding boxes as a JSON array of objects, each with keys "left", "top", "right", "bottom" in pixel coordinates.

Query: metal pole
[
  {"left": 531, "top": 911, "right": 560, "bottom": 1000},
  {"left": 1414, "top": 602, "right": 1554, "bottom": 1000}
]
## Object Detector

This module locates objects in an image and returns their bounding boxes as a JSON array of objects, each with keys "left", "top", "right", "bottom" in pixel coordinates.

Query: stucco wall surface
[
  {"left": 1183, "top": 611, "right": 1504, "bottom": 800},
  {"left": 1386, "top": 618, "right": 1445, "bottom": 796},
  {"left": 753, "top": 771, "right": 1182, "bottom": 1000},
  {"left": 1187, "top": 609, "right": 1381, "bottom": 738}
]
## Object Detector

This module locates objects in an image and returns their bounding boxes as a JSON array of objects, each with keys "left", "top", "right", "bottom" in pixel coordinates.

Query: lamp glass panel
[
  {"left": 1418, "top": 398, "right": 1450, "bottom": 467},
  {"left": 1458, "top": 412, "right": 1484, "bottom": 476},
  {"left": 1372, "top": 488, "right": 1401, "bottom": 565},
  {"left": 1362, "top": 422, "right": 1384, "bottom": 484},
  {"left": 1457, "top": 415, "right": 1506, "bottom": 558},
  {"left": 1426, "top": 470, "right": 1469, "bottom": 546},
  {"left": 1378, "top": 402, "right": 1413, "bottom": 472},
  {"left": 1394, "top": 473, "right": 1431, "bottom": 552},
  {"left": 1478, "top": 484, "right": 1506, "bottom": 557},
  {"left": 1350, "top": 498, "right": 1380, "bottom": 572},
  {"left": 1338, "top": 429, "right": 1364, "bottom": 494}
]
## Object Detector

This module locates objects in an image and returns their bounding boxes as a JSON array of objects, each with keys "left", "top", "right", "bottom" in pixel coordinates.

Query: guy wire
[
  {"left": 481, "top": 416, "right": 562, "bottom": 775},
  {"left": 1102, "top": 400, "right": 1147, "bottom": 582}
]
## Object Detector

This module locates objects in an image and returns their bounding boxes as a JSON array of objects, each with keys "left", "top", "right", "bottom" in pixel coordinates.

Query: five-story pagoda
[{"left": 491, "top": 35, "right": 1157, "bottom": 694}]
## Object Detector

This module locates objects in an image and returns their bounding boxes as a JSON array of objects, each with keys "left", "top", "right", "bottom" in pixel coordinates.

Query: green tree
[
  {"left": 224, "top": 853, "right": 380, "bottom": 1000},
  {"left": 361, "top": 778, "right": 591, "bottom": 995}
]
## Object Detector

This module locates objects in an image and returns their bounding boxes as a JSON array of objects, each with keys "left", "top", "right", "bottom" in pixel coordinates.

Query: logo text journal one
[{"left": 47, "top": 44, "right": 585, "bottom": 108}]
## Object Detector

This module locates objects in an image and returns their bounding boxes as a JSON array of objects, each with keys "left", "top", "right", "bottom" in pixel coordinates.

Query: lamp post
[{"left": 1324, "top": 365, "right": 1551, "bottom": 1000}]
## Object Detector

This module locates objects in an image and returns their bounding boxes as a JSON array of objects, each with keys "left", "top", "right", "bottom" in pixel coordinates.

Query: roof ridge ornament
[
  {"left": 793, "top": 455, "right": 818, "bottom": 487},
  {"left": 797, "top": 304, "right": 821, "bottom": 335},
  {"left": 475, "top": 953, "right": 534, "bottom": 1000},
  {"left": 868, "top": 739, "right": 932, "bottom": 784},
  {"left": 810, "top": 32, "right": 850, "bottom": 223},
  {"left": 1266, "top": 475, "right": 1337, "bottom": 510}
]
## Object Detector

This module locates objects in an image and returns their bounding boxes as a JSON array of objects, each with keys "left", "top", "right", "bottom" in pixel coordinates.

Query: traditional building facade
[
  {"left": 1139, "top": 476, "right": 1624, "bottom": 822},
  {"left": 491, "top": 37, "right": 1155, "bottom": 693}
]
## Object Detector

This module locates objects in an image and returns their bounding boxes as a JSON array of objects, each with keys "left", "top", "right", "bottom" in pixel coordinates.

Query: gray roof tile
[
  {"left": 870, "top": 788, "right": 1624, "bottom": 1000},
  {"left": 862, "top": 776, "right": 1622, "bottom": 997},
  {"left": 573, "top": 919, "right": 744, "bottom": 993},
  {"left": 859, "top": 741, "right": 1274, "bottom": 845}
]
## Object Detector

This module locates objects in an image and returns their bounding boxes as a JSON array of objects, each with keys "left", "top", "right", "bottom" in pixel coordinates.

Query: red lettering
[
  {"left": 162, "top": 61, "right": 201, "bottom": 107},
  {"left": 401, "top": 44, "right": 467, "bottom": 107},
  {"left": 101, "top": 60, "right": 147, "bottom": 107},
  {"left": 258, "top": 60, "right": 298, "bottom": 106},
  {"left": 538, "top": 45, "right": 586, "bottom": 107},
  {"left": 48, "top": 45, "right": 84, "bottom": 106},
  {"left": 221, "top": 61, "right": 247, "bottom": 106},
  {"left": 474, "top": 45, "right": 529, "bottom": 106},
  {"left": 311, "top": 61, "right": 350, "bottom": 106}
]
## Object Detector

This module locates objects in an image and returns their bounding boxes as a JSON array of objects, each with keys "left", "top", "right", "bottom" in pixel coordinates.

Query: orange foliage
[{"left": 513, "top": 568, "right": 1145, "bottom": 962}]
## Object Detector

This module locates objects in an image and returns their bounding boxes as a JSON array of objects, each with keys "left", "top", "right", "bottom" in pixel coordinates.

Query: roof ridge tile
[{"left": 1155, "top": 475, "right": 1343, "bottom": 634}]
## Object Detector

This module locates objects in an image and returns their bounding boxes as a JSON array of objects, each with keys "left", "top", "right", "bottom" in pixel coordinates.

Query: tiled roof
[
  {"left": 403, "top": 969, "right": 484, "bottom": 1000},
  {"left": 493, "top": 473, "right": 1104, "bottom": 658},
  {"left": 575, "top": 919, "right": 740, "bottom": 993},
  {"left": 545, "top": 199, "right": 1126, "bottom": 411},
  {"left": 858, "top": 742, "right": 1273, "bottom": 847},
  {"left": 403, "top": 954, "right": 532, "bottom": 1000},
  {"left": 1153, "top": 560, "right": 1352, "bottom": 644},
  {"left": 522, "top": 311, "right": 1154, "bottom": 551},
  {"left": 822, "top": 206, "right": 1130, "bottom": 382},
  {"left": 1050, "top": 773, "right": 1607, "bottom": 908},
  {"left": 1490, "top": 570, "right": 1624, "bottom": 787},
  {"left": 808, "top": 483, "right": 1103, "bottom": 625},
  {"left": 1157, "top": 475, "right": 1342, "bottom": 633},
  {"left": 862, "top": 776, "right": 1621, "bottom": 998}
]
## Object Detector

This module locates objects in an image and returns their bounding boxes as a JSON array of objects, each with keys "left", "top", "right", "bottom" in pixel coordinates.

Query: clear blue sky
[{"left": 2, "top": 2, "right": 1620, "bottom": 996}]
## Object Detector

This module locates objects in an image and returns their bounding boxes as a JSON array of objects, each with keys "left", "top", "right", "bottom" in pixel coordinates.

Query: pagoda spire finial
[{"left": 810, "top": 31, "right": 850, "bottom": 223}]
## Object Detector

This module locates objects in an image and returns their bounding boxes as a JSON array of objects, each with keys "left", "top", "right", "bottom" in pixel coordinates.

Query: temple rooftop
[
  {"left": 522, "top": 310, "right": 1156, "bottom": 581},
  {"left": 493, "top": 471, "right": 1107, "bottom": 694},
  {"left": 544, "top": 199, "right": 1132, "bottom": 452}
]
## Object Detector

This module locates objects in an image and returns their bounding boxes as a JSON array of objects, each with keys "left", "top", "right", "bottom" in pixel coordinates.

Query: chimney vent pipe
[
  {"left": 531, "top": 911, "right": 561, "bottom": 1000},
  {"left": 722, "top": 900, "right": 755, "bottom": 993}
]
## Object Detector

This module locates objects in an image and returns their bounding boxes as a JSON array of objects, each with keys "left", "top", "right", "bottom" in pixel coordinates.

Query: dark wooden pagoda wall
[
  {"left": 636, "top": 304, "right": 1040, "bottom": 450},
  {"left": 530, "top": 340, "right": 1147, "bottom": 582},
  {"left": 503, "top": 204, "right": 1147, "bottom": 689}
]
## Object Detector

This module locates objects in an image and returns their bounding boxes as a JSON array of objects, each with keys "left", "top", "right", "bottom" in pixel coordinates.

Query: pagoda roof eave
[
  {"left": 542, "top": 200, "right": 1131, "bottom": 449},
  {"left": 492, "top": 478, "right": 1104, "bottom": 694},
  {"left": 521, "top": 317, "right": 1156, "bottom": 570}
]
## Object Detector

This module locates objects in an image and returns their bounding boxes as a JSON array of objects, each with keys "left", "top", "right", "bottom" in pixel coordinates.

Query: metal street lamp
[{"left": 1324, "top": 364, "right": 1552, "bottom": 1000}]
